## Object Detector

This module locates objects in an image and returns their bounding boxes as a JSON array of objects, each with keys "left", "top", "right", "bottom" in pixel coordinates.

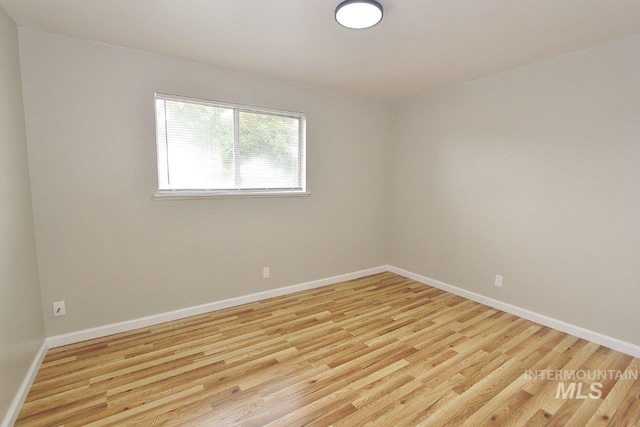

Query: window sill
[{"left": 153, "top": 191, "right": 311, "bottom": 200}]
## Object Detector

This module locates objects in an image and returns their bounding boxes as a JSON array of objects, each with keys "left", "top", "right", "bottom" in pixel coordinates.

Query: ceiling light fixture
[{"left": 335, "top": 0, "right": 383, "bottom": 30}]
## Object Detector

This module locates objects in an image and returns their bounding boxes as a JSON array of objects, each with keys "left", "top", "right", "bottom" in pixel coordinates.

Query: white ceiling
[{"left": 2, "top": 0, "right": 640, "bottom": 100}]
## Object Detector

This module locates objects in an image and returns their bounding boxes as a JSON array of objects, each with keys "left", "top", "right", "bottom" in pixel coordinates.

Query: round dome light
[{"left": 335, "top": 0, "right": 383, "bottom": 30}]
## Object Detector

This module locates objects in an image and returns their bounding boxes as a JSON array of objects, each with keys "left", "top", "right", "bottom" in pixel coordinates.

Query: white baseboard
[
  {"left": 388, "top": 265, "right": 640, "bottom": 358},
  {"left": 5, "top": 264, "right": 638, "bottom": 426},
  {"left": 47, "top": 266, "right": 388, "bottom": 348},
  {"left": 3, "top": 266, "right": 385, "bottom": 425},
  {"left": 43, "top": 264, "right": 640, "bottom": 357},
  {"left": 1, "top": 340, "right": 48, "bottom": 427}
]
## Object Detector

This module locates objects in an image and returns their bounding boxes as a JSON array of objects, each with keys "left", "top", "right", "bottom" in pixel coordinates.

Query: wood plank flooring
[{"left": 16, "top": 272, "right": 640, "bottom": 426}]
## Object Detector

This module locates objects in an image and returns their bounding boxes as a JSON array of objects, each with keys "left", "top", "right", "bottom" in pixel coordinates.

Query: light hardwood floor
[{"left": 16, "top": 273, "right": 640, "bottom": 426}]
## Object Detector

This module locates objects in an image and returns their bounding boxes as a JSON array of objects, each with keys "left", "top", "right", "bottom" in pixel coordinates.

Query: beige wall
[
  {"left": 18, "top": 29, "right": 391, "bottom": 337},
  {"left": 389, "top": 35, "right": 640, "bottom": 345},
  {"left": 13, "top": 26, "right": 640, "bottom": 350},
  {"left": 0, "top": 4, "right": 45, "bottom": 421}
]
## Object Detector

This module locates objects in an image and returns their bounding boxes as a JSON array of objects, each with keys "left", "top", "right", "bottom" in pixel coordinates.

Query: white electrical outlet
[
  {"left": 53, "top": 301, "right": 66, "bottom": 317},
  {"left": 263, "top": 267, "right": 270, "bottom": 279},
  {"left": 495, "top": 275, "right": 503, "bottom": 288}
]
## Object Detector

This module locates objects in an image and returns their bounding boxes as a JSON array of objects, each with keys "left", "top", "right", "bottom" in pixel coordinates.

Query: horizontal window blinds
[{"left": 155, "top": 94, "right": 305, "bottom": 193}]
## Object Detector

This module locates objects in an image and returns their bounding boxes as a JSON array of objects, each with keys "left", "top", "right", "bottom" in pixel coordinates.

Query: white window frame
[{"left": 154, "top": 93, "right": 308, "bottom": 199}]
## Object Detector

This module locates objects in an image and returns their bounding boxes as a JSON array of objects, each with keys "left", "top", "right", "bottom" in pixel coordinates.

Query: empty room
[{"left": 1, "top": 0, "right": 639, "bottom": 425}]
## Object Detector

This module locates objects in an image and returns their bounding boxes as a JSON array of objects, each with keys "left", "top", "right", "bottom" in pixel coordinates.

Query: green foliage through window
[{"left": 155, "top": 94, "right": 305, "bottom": 193}]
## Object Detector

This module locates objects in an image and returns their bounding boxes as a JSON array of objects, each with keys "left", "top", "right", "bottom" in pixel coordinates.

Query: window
[{"left": 154, "top": 93, "right": 306, "bottom": 197}]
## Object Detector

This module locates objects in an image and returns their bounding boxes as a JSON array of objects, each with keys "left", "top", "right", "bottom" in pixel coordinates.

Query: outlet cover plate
[{"left": 53, "top": 301, "right": 66, "bottom": 317}]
